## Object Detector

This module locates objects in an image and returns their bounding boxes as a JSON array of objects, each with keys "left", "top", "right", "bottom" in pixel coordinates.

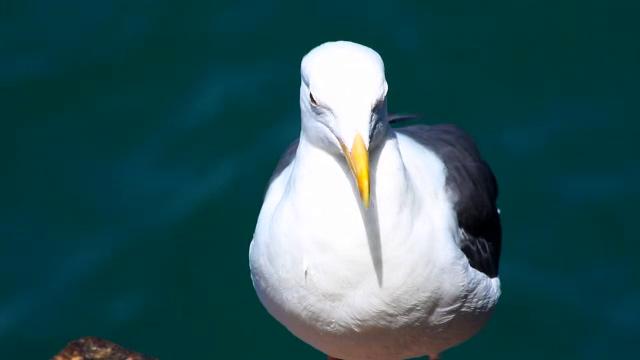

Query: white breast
[{"left": 249, "top": 133, "right": 500, "bottom": 359}]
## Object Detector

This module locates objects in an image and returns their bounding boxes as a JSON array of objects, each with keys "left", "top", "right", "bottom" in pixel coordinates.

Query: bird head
[{"left": 299, "top": 41, "right": 389, "bottom": 208}]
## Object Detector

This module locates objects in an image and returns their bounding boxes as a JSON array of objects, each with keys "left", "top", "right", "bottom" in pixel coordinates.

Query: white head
[{"left": 299, "top": 41, "right": 390, "bottom": 207}]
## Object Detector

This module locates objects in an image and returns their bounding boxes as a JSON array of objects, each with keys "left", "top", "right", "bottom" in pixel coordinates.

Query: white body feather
[{"left": 249, "top": 132, "right": 500, "bottom": 359}]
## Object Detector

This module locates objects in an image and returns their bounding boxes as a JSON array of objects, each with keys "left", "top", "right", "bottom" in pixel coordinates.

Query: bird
[{"left": 249, "top": 41, "right": 501, "bottom": 360}]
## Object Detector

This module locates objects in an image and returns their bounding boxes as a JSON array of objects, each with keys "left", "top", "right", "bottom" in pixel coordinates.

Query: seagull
[{"left": 249, "top": 41, "right": 501, "bottom": 360}]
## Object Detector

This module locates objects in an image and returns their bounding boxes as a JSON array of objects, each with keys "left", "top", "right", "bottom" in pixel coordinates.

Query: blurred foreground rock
[{"left": 52, "top": 337, "right": 157, "bottom": 360}]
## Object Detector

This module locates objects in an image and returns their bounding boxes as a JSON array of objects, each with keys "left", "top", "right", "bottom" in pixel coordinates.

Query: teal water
[{"left": 3, "top": 1, "right": 639, "bottom": 358}]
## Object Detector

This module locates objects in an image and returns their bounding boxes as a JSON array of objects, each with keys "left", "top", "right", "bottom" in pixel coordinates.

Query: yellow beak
[{"left": 340, "top": 133, "right": 370, "bottom": 208}]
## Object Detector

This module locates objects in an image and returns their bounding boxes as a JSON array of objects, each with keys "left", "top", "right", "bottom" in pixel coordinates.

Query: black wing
[{"left": 398, "top": 124, "right": 502, "bottom": 278}]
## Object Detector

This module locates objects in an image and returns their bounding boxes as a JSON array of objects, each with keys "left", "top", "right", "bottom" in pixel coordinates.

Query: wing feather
[{"left": 398, "top": 124, "right": 502, "bottom": 277}]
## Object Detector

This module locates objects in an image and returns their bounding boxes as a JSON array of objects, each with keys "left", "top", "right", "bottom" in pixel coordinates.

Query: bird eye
[{"left": 309, "top": 92, "right": 318, "bottom": 106}]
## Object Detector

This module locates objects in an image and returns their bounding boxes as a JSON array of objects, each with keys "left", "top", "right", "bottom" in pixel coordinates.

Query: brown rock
[{"left": 52, "top": 337, "right": 157, "bottom": 360}]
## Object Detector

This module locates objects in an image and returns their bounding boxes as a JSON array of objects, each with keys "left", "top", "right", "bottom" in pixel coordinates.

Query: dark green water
[{"left": 3, "top": 1, "right": 639, "bottom": 358}]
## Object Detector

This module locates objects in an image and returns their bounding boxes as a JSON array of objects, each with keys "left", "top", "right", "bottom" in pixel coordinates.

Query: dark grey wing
[
  {"left": 398, "top": 124, "right": 502, "bottom": 278},
  {"left": 268, "top": 139, "right": 299, "bottom": 185}
]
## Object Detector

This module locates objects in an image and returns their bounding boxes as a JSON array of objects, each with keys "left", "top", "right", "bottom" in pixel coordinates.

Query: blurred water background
[{"left": 2, "top": 0, "right": 639, "bottom": 358}]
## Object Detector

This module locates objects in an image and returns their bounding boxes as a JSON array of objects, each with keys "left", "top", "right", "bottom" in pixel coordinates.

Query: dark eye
[{"left": 309, "top": 92, "right": 318, "bottom": 106}]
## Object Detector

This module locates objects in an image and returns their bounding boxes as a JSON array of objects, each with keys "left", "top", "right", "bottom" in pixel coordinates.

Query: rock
[{"left": 52, "top": 336, "right": 157, "bottom": 360}]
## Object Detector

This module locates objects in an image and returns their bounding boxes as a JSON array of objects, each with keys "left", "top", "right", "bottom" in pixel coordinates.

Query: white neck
[
  {"left": 292, "top": 129, "right": 411, "bottom": 214},
  {"left": 286, "top": 129, "right": 421, "bottom": 286}
]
